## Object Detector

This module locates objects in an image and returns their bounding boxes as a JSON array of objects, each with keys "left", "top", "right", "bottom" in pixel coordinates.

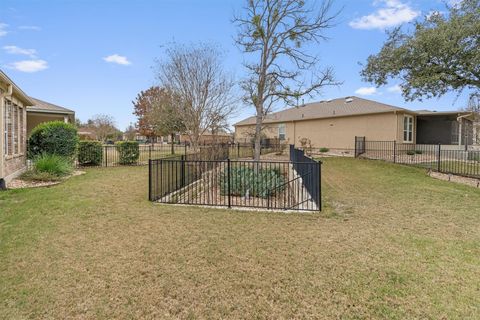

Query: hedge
[
  {"left": 78, "top": 141, "right": 103, "bottom": 166},
  {"left": 116, "top": 141, "right": 139, "bottom": 165},
  {"left": 28, "top": 121, "right": 78, "bottom": 159}
]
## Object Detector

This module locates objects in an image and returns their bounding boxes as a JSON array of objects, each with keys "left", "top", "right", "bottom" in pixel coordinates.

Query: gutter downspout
[{"left": 0, "top": 84, "right": 13, "bottom": 189}]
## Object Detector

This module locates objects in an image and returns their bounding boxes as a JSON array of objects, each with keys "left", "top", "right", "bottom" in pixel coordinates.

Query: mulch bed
[{"left": 8, "top": 171, "right": 86, "bottom": 189}]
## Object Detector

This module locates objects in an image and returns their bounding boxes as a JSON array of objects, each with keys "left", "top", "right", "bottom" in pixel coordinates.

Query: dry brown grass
[{"left": 1, "top": 158, "right": 479, "bottom": 319}]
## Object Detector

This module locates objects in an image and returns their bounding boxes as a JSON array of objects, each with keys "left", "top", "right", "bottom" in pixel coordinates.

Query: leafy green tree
[{"left": 361, "top": 0, "right": 480, "bottom": 101}]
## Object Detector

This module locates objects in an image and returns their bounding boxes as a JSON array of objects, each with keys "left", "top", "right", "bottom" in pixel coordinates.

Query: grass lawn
[{"left": 1, "top": 158, "right": 479, "bottom": 318}]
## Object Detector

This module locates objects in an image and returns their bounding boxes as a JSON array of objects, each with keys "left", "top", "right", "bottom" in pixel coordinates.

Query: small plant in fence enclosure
[
  {"left": 319, "top": 147, "right": 329, "bottom": 153},
  {"left": 116, "top": 141, "right": 140, "bottom": 164},
  {"left": 415, "top": 150, "right": 423, "bottom": 154},
  {"left": 406, "top": 150, "right": 416, "bottom": 155},
  {"left": 78, "top": 141, "right": 103, "bottom": 166},
  {"left": 219, "top": 166, "right": 285, "bottom": 198}
]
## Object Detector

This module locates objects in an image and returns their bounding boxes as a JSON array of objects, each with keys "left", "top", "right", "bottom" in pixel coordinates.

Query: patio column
[
  {"left": 63, "top": 115, "right": 69, "bottom": 123},
  {"left": 458, "top": 120, "right": 462, "bottom": 146}
]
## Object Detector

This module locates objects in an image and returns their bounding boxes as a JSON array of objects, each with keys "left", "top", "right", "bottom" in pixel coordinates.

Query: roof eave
[{"left": 0, "top": 70, "right": 35, "bottom": 106}]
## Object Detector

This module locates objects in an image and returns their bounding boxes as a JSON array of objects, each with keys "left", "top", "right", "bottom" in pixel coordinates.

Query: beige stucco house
[
  {"left": 234, "top": 96, "right": 474, "bottom": 150},
  {"left": 0, "top": 70, "right": 75, "bottom": 188}
]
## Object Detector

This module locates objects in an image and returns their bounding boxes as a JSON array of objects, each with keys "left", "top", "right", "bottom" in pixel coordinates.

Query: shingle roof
[
  {"left": 27, "top": 97, "right": 75, "bottom": 115},
  {"left": 234, "top": 96, "right": 409, "bottom": 126}
]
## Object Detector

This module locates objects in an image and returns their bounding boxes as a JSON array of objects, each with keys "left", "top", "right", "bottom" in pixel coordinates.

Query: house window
[
  {"left": 403, "top": 115, "right": 414, "bottom": 143},
  {"left": 278, "top": 123, "right": 286, "bottom": 141},
  {"left": 3, "top": 98, "right": 23, "bottom": 156}
]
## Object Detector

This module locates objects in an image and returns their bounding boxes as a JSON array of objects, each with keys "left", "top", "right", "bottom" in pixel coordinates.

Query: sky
[{"left": 0, "top": 0, "right": 470, "bottom": 130}]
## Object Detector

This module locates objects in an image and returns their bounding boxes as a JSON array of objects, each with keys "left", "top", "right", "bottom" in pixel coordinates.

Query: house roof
[
  {"left": 27, "top": 97, "right": 75, "bottom": 115},
  {"left": 234, "top": 96, "right": 473, "bottom": 126},
  {"left": 234, "top": 96, "right": 410, "bottom": 126},
  {"left": 0, "top": 69, "right": 35, "bottom": 106}
]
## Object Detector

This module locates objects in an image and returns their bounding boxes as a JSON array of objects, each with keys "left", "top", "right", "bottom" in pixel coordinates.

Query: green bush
[
  {"left": 319, "top": 147, "right": 329, "bottom": 153},
  {"left": 78, "top": 140, "right": 103, "bottom": 165},
  {"left": 116, "top": 141, "right": 139, "bottom": 164},
  {"left": 414, "top": 150, "right": 423, "bottom": 154},
  {"left": 28, "top": 121, "right": 78, "bottom": 159},
  {"left": 219, "top": 166, "right": 285, "bottom": 198},
  {"left": 22, "top": 153, "right": 73, "bottom": 181},
  {"left": 468, "top": 152, "right": 480, "bottom": 162},
  {"left": 406, "top": 150, "right": 416, "bottom": 155}
]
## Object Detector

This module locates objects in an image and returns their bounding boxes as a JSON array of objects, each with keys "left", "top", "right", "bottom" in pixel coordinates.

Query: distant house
[
  {"left": 0, "top": 69, "right": 75, "bottom": 188},
  {"left": 179, "top": 131, "right": 233, "bottom": 145},
  {"left": 234, "top": 96, "right": 475, "bottom": 150}
]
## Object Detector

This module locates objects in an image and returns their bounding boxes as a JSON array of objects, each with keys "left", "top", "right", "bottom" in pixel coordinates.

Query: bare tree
[
  {"left": 234, "top": 0, "right": 340, "bottom": 159},
  {"left": 87, "top": 114, "right": 119, "bottom": 142},
  {"left": 155, "top": 43, "right": 236, "bottom": 151}
]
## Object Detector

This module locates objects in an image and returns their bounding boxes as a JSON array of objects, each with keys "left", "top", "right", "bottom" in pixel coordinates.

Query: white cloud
[
  {"left": 349, "top": 0, "right": 419, "bottom": 30},
  {"left": 387, "top": 84, "right": 402, "bottom": 93},
  {"left": 103, "top": 54, "right": 131, "bottom": 65},
  {"left": 18, "top": 25, "right": 41, "bottom": 31},
  {"left": 7, "top": 59, "right": 48, "bottom": 72},
  {"left": 3, "top": 45, "right": 37, "bottom": 58},
  {"left": 355, "top": 87, "right": 378, "bottom": 96},
  {"left": 0, "top": 23, "right": 8, "bottom": 37}
]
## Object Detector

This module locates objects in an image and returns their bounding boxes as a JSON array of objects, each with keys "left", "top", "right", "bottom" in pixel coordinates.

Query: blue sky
[{"left": 0, "top": 0, "right": 470, "bottom": 130}]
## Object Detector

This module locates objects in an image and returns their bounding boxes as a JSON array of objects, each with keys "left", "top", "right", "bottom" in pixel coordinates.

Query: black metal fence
[
  {"left": 355, "top": 138, "right": 480, "bottom": 178},
  {"left": 76, "top": 144, "right": 189, "bottom": 167},
  {"left": 76, "top": 142, "right": 288, "bottom": 168},
  {"left": 149, "top": 146, "right": 321, "bottom": 211}
]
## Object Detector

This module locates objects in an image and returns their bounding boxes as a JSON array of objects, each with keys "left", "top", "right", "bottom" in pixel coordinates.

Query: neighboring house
[
  {"left": 234, "top": 96, "right": 475, "bottom": 150},
  {"left": 0, "top": 69, "right": 75, "bottom": 188},
  {"left": 179, "top": 131, "right": 233, "bottom": 145},
  {"left": 27, "top": 97, "right": 75, "bottom": 135}
]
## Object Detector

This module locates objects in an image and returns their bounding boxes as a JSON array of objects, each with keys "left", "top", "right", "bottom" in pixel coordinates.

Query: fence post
[
  {"left": 237, "top": 143, "right": 240, "bottom": 158},
  {"left": 437, "top": 144, "right": 441, "bottom": 172},
  {"left": 149, "top": 144, "right": 152, "bottom": 160},
  {"left": 184, "top": 144, "right": 187, "bottom": 157},
  {"left": 104, "top": 146, "right": 108, "bottom": 167},
  {"left": 227, "top": 158, "right": 231, "bottom": 208},
  {"left": 148, "top": 159, "right": 152, "bottom": 201},
  {"left": 393, "top": 140, "right": 397, "bottom": 163},
  {"left": 180, "top": 155, "right": 185, "bottom": 187},
  {"left": 318, "top": 161, "right": 322, "bottom": 212}
]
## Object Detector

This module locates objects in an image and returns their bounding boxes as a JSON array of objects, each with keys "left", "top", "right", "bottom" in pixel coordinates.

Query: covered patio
[
  {"left": 26, "top": 97, "right": 75, "bottom": 135},
  {"left": 416, "top": 111, "right": 474, "bottom": 148}
]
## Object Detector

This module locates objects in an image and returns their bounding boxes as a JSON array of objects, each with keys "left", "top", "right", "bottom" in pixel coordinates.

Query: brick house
[{"left": 0, "top": 70, "right": 75, "bottom": 188}]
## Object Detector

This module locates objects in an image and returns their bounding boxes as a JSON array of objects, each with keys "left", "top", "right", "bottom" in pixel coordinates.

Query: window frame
[
  {"left": 403, "top": 114, "right": 414, "bottom": 143},
  {"left": 4, "top": 97, "right": 24, "bottom": 157},
  {"left": 278, "top": 123, "right": 286, "bottom": 141}
]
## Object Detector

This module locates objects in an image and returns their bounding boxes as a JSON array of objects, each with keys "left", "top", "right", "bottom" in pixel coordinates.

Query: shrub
[
  {"left": 414, "top": 150, "right": 423, "bottom": 154},
  {"left": 78, "top": 141, "right": 103, "bottom": 166},
  {"left": 116, "top": 141, "right": 139, "bottom": 164},
  {"left": 22, "top": 153, "right": 73, "bottom": 181},
  {"left": 406, "top": 150, "right": 416, "bottom": 155},
  {"left": 468, "top": 152, "right": 480, "bottom": 162},
  {"left": 219, "top": 166, "right": 285, "bottom": 198},
  {"left": 28, "top": 121, "right": 78, "bottom": 159},
  {"left": 319, "top": 147, "right": 329, "bottom": 153}
]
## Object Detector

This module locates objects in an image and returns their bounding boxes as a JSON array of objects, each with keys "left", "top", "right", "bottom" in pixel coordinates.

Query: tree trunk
[
  {"left": 254, "top": 111, "right": 262, "bottom": 161},
  {"left": 171, "top": 133, "right": 175, "bottom": 154}
]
